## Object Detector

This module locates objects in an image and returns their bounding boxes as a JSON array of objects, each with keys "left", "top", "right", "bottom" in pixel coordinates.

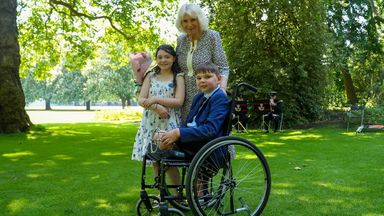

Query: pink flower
[{"left": 129, "top": 52, "right": 152, "bottom": 84}]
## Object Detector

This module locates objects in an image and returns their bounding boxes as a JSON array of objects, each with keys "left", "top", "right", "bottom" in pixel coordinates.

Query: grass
[{"left": 0, "top": 123, "right": 383, "bottom": 215}]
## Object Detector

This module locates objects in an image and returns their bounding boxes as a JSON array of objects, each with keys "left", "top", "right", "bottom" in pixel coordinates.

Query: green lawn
[{"left": 0, "top": 123, "right": 383, "bottom": 215}]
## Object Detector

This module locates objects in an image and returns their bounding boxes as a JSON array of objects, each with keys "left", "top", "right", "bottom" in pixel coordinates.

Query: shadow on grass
[
  {"left": 0, "top": 123, "right": 141, "bottom": 215},
  {"left": 1, "top": 124, "right": 383, "bottom": 215},
  {"left": 233, "top": 127, "right": 384, "bottom": 215}
]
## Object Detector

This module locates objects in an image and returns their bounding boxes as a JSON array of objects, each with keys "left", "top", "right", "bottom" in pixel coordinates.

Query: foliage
[
  {"left": 21, "top": 72, "right": 41, "bottom": 104},
  {"left": 325, "top": 0, "right": 384, "bottom": 105},
  {"left": 82, "top": 48, "right": 137, "bottom": 107},
  {"left": 17, "top": 0, "right": 179, "bottom": 79},
  {"left": 202, "top": 0, "right": 329, "bottom": 125},
  {"left": 54, "top": 69, "right": 87, "bottom": 104},
  {"left": 95, "top": 107, "right": 142, "bottom": 121},
  {"left": 364, "top": 106, "right": 384, "bottom": 124},
  {"left": 22, "top": 48, "right": 138, "bottom": 108},
  {"left": 1, "top": 123, "right": 384, "bottom": 215}
]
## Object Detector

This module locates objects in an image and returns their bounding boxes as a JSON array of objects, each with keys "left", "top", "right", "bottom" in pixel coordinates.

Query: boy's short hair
[{"left": 195, "top": 62, "right": 220, "bottom": 76}]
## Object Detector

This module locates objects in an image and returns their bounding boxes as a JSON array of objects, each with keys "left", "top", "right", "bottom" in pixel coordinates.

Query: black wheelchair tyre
[
  {"left": 136, "top": 194, "right": 160, "bottom": 216},
  {"left": 186, "top": 136, "right": 271, "bottom": 216}
]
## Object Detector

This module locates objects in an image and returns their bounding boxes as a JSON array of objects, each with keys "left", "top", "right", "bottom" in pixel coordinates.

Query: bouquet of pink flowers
[{"left": 129, "top": 52, "right": 152, "bottom": 85}]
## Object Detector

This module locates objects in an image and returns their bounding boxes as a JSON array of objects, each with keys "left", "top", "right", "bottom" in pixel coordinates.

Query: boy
[{"left": 158, "top": 62, "right": 229, "bottom": 155}]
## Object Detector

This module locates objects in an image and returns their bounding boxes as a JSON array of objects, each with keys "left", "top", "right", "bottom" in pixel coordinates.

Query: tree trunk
[
  {"left": 0, "top": 0, "right": 32, "bottom": 133},
  {"left": 45, "top": 99, "right": 52, "bottom": 110},
  {"left": 126, "top": 97, "right": 131, "bottom": 106},
  {"left": 342, "top": 68, "right": 358, "bottom": 104},
  {"left": 121, "top": 97, "right": 126, "bottom": 109},
  {"left": 85, "top": 100, "right": 91, "bottom": 110}
]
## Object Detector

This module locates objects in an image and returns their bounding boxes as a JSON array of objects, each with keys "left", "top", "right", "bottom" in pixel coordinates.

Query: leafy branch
[{"left": 48, "top": 0, "right": 134, "bottom": 40}]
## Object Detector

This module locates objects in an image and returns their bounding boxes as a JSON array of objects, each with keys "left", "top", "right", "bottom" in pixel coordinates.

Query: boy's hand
[{"left": 159, "top": 129, "right": 180, "bottom": 150}]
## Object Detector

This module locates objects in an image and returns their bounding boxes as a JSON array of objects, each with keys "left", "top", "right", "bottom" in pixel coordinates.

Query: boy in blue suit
[{"left": 159, "top": 62, "right": 229, "bottom": 155}]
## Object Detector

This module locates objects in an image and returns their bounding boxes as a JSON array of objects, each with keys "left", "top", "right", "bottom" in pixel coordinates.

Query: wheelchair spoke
[{"left": 186, "top": 137, "right": 271, "bottom": 216}]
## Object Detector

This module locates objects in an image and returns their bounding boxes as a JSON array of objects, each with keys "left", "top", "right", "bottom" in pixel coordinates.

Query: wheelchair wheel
[
  {"left": 136, "top": 194, "right": 160, "bottom": 216},
  {"left": 186, "top": 136, "right": 271, "bottom": 216}
]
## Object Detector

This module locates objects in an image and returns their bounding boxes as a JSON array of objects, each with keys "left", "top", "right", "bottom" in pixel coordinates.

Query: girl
[{"left": 132, "top": 44, "right": 185, "bottom": 162}]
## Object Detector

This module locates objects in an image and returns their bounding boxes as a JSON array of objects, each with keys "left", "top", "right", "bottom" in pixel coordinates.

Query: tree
[
  {"left": 0, "top": 0, "right": 32, "bottom": 133},
  {"left": 54, "top": 69, "right": 86, "bottom": 105},
  {"left": 202, "top": 0, "right": 329, "bottom": 125},
  {"left": 1, "top": 0, "right": 179, "bottom": 133},
  {"left": 326, "top": 0, "right": 384, "bottom": 105},
  {"left": 103, "top": 65, "right": 137, "bottom": 109}
]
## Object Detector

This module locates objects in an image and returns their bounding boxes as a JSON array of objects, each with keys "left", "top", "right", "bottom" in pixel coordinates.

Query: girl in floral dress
[{"left": 132, "top": 44, "right": 185, "bottom": 162}]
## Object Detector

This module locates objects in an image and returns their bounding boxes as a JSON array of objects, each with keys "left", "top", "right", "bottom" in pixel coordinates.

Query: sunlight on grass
[
  {"left": 341, "top": 132, "right": 358, "bottom": 136},
  {"left": 273, "top": 183, "right": 293, "bottom": 195},
  {"left": 116, "top": 191, "right": 131, "bottom": 198},
  {"left": 314, "top": 181, "right": 365, "bottom": 192},
  {"left": 53, "top": 154, "right": 73, "bottom": 160},
  {"left": 26, "top": 173, "right": 50, "bottom": 178},
  {"left": 274, "top": 182, "right": 295, "bottom": 188},
  {"left": 273, "top": 189, "right": 290, "bottom": 195},
  {"left": 236, "top": 154, "right": 258, "bottom": 159},
  {"left": 326, "top": 198, "right": 348, "bottom": 205},
  {"left": 297, "top": 195, "right": 313, "bottom": 202},
  {"left": 287, "top": 131, "right": 304, "bottom": 135},
  {"left": 30, "top": 160, "right": 57, "bottom": 167},
  {"left": 280, "top": 133, "right": 322, "bottom": 140},
  {"left": 26, "top": 127, "right": 92, "bottom": 140},
  {"left": 2, "top": 151, "right": 35, "bottom": 161},
  {"left": 91, "top": 175, "right": 100, "bottom": 180},
  {"left": 82, "top": 161, "right": 110, "bottom": 165},
  {"left": 258, "top": 141, "right": 285, "bottom": 146},
  {"left": 95, "top": 199, "right": 112, "bottom": 209},
  {"left": 362, "top": 213, "right": 384, "bottom": 216},
  {"left": 100, "top": 152, "right": 127, "bottom": 156},
  {"left": 264, "top": 152, "right": 277, "bottom": 158},
  {"left": 7, "top": 198, "right": 27, "bottom": 214}
]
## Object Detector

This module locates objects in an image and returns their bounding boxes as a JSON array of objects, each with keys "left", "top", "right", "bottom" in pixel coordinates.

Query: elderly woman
[{"left": 175, "top": 3, "right": 230, "bottom": 121}]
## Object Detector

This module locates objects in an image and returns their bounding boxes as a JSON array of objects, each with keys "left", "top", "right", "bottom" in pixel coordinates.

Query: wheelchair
[{"left": 136, "top": 83, "right": 272, "bottom": 216}]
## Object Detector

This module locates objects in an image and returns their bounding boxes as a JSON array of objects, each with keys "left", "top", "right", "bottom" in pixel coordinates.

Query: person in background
[
  {"left": 263, "top": 91, "right": 282, "bottom": 133},
  {"left": 175, "top": 3, "right": 230, "bottom": 122}
]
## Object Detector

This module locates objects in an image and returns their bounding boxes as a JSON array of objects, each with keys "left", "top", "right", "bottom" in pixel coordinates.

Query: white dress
[{"left": 131, "top": 74, "right": 182, "bottom": 161}]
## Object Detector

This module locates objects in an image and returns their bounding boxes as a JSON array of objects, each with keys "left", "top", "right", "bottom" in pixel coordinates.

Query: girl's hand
[
  {"left": 142, "top": 97, "right": 158, "bottom": 107},
  {"left": 139, "top": 98, "right": 147, "bottom": 107},
  {"left": 154, "top": 104, "right": 169, "bottom": 119}
]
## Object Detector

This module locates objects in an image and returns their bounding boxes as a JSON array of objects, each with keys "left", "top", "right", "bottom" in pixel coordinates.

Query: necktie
[
  {"left": 187, "top": 96, "right": 208, "bottom": 128},
  {"left": 196, "top": 97, "right": 208, "bottom": 116}
]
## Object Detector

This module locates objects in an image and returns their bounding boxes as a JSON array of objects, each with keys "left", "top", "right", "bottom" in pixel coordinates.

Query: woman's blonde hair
[{"left": 175, "top": 3, "right": 209, "bottom": 33}]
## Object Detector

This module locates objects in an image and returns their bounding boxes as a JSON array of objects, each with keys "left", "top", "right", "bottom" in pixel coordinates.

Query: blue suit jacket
[{"left": 178, "top": 89, "right": 229, "bottom": 153}]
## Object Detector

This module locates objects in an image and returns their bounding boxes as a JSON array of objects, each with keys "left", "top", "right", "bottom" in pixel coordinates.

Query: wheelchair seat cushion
[{"left": 147, "top": 149, "right": 191, "bottom": 162}]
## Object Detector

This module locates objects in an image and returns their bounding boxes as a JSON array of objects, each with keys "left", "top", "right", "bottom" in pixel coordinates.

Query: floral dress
[{"left": 131, "top": 73, "right": 182, "bottom": 161}]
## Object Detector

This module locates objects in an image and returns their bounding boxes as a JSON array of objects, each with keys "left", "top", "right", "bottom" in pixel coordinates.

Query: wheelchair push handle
[{"left": 233, "top": 82, "right": 258, "bottom": 97}]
